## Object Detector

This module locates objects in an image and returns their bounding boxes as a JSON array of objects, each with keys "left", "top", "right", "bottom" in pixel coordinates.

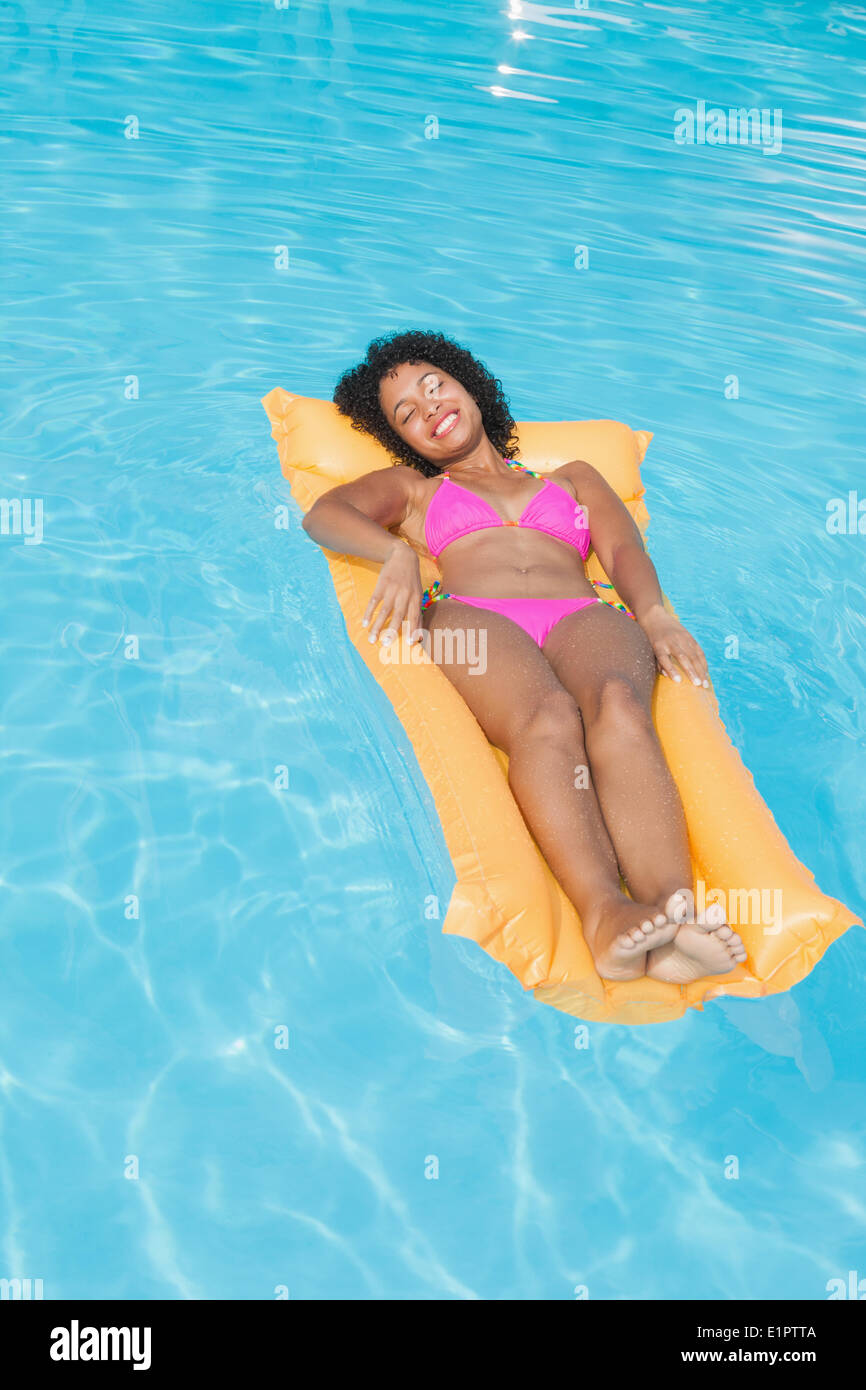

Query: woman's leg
[
  {"left": 541, "top": 603, "right": 747, "bottom": 979},
  {"left": 542, "top": 603, "right": 690, "bottom": 906},
  {"left": 422, "top": 599, "right": 682, "bottom": 979}
]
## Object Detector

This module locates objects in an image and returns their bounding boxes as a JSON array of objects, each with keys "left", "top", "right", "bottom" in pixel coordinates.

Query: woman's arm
[
  {"left": 302, "top": 465, "right": 415, "bottom": 560},
  {"left": 302, "top": 466, "right": 425, "bottom": 644},
  {"left": 559, "top": 459, "right": 709, "bottom": 687}
]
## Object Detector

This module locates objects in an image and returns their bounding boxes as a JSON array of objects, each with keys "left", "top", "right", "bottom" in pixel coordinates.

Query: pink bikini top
[{"left": 424, "top": 462, "right": 591, "bottom": 561}]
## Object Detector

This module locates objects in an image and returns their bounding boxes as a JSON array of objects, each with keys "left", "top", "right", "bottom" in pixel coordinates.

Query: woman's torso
[{"left": 396, "top": 465, "right": 597, "bottom": 600}]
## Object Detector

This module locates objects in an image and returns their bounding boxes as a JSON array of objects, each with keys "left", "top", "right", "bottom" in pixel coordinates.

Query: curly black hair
[{"left": 332, "top": 329, "right": 520, "bottom": 477}]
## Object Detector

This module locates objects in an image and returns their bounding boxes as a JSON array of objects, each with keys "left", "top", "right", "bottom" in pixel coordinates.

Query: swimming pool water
[{"left": 1, "top": 0, "right": 865, "bottom": 1300}]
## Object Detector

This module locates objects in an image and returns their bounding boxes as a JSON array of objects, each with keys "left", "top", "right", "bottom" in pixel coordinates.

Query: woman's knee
[
  {"left": 583, "top": 675, "right": 654, "bottom": 739},
  {"left": 507, "top": 687, "right": 586, "bottom": 752}
]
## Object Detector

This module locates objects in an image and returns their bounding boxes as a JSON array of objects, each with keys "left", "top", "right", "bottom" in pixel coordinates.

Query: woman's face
[{"left": 378, "top": 361, "right": 482, "bottom": 467}]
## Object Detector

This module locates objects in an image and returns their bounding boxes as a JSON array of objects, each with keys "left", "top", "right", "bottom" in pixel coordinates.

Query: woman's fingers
[
  {"left": 361, "top": 591, "right": 381, "bottom": 631},
  {"left": 405, "top": 591, "right": 424, "bottom": 644},
  {"left": 365, "top": 585, "right": 396, "bottom": 642},
  {"left": 365, "top": 585, "right": 422, "bottom": 645},
  {"left": 675, "top": 633, "right": 709, "bottom": 686},
  {"left": 655, "top": 645, "right": 681, "bottom": 683},
  {"left": 656, "top": 634, "right": 709, "bottom": 687}
]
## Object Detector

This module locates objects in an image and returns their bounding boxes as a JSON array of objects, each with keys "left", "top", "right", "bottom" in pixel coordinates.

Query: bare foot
[
  {"left": 583, "top": 895, "right": 682, "bottom": 981},
  {"left": 645, "top": 902, "right": 749, "bottom": 983}
]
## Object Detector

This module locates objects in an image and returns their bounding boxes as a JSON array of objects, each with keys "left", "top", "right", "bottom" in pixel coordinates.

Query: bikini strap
[
  {"left": 441, "top": 463, "right": 535, "bottom": 479},
  {"left": 440, "top": 464, "right": 537, "bottom": 481}
]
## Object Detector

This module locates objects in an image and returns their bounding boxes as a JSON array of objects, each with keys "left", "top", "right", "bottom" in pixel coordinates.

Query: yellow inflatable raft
[{"left": 263, "top": 387, "right": 861, "bottom": 1026}]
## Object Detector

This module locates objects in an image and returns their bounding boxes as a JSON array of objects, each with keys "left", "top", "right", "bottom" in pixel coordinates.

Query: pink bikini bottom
[{"left": 430, "top": 593, "right": 602, "bottom": 649}]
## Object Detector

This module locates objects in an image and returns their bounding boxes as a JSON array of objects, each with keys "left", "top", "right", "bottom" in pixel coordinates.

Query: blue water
[{"left": 1, "top": 0, "right": 865, "bottom": 1301}]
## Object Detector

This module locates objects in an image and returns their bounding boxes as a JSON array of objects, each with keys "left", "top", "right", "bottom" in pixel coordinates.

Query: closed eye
[{"left": 398, "top": 374, "right": 441, "bottom": 424}]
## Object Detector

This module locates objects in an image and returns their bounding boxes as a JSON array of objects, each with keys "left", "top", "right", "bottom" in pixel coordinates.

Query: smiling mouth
[{"left": 432, "top": 410, "right": 459, "bottom": 439}]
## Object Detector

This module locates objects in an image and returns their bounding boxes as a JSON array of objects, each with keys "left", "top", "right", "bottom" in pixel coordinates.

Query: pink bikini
[{"left": 421, "top": 459, "right": 635, "bottom": 648}]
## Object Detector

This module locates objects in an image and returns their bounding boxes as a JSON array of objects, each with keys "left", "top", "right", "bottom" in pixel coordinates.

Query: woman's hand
[
  {"left": 639, "top": 604, "right": 709, "bottom": 687},
  {"left": 361, "top": 540, "right": 424, "bottom": 647}
]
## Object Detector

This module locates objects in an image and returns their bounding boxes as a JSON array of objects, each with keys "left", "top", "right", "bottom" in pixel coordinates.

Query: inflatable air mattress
[{"left": 263, "top": 387, "right": 861, "bottom": 1026}]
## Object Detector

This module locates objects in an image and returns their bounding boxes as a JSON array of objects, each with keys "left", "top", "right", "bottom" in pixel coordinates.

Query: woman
[{"left": 303, "top": 330, "right": 748, "bottom": 983}]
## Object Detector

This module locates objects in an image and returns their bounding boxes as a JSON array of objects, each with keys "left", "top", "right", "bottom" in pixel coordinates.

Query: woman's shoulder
[
  {"left": 549, "top": 458, "right": 608, "bottom": 501},
  {"left": 547, "top": 457, "right": 593, "bottom": 500},
  {"left": 334, "top": 462, "right": 421, "bottom": 502},
  {"left": 337, "top": 463, "right": 430, "bottom": 535}
]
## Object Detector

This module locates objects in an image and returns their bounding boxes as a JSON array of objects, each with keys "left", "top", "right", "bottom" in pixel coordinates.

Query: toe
[
  {"left": 629, "top": 921, "right": 654, "bottom": 943},
  {"left": 664, "top": 891, "right": 690, "bottom": 923}
]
